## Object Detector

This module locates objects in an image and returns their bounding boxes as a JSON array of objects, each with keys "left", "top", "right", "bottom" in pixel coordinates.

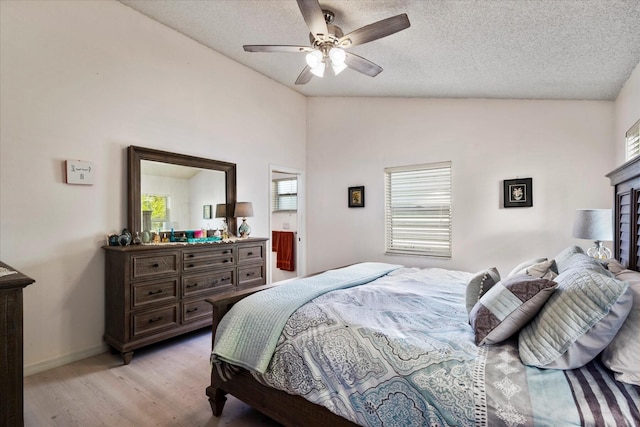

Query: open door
[{"left": 270, "top": 165, "right": 305, "bottom": 283}]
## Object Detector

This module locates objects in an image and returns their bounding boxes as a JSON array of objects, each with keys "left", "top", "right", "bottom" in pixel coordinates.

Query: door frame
[{"left": 269, "top": 164, "right": 306, "bottom": 283}]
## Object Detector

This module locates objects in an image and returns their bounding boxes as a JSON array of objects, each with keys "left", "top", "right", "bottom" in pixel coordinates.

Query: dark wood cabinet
[
  {"left": 607, "top": 157, "right": 640, "bottom": 270},
  {"left": 103, "top": 238, "right": 267, "bottom": 364},
  {"left": 0, "top": 261, "right": 35, "bottom": 427}
]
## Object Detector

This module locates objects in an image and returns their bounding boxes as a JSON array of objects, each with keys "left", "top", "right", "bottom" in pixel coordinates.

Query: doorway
[{"left": 269, "top": 165, "right": 305, "bottom": 283}]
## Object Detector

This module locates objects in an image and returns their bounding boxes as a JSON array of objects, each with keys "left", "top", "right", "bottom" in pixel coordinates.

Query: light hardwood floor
[{"left": 23, "top": 328, "right": 282, "bottom": 427}]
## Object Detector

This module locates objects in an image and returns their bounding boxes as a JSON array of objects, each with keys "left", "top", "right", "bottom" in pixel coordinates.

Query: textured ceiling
[{"left": 119, "top": 0, "right": 640, "bottom": 100}]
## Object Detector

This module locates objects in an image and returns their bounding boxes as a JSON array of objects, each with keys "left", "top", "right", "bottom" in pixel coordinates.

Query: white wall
[
  {"left": 614, "top": 61, "right": 640, "bottom": 165},
  {"left": 306, "top": 98, "right": 615, "bottom": 276},
  {"left": 0, "top": 0, "right": 306, "bottom": 373}
]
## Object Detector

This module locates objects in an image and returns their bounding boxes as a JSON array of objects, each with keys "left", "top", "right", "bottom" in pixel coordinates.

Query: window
[
  {"left": 272, "top": 178, "right": 297, "bottom": 211},
  {"left": 384, "top": 161, "right": 452, "bottom": 258},
  {"left": 142, "top": 194, "right": 169, "bottom": 230},
  {"left": 626, "top": 119, "right": 640, "bottom": 161}
]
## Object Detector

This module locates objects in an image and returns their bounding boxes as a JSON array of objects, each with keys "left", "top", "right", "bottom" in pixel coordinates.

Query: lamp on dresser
[
  {"left": 234, "top": 202, "right": 254, "bottom": 237},
  {"left": 572, "top": 209, "right": 613, "bottom": 259}
]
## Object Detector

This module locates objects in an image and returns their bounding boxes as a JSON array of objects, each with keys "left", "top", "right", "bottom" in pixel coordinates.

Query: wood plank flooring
[{"left": 23, "top": 328, "right": 282, "bottom": 427}]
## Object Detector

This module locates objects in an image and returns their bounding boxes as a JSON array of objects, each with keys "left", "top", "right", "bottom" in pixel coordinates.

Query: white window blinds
[
  {"left": 272, "top": 178, "right": 298, "bottom": 211},
  {"left": 626, "top": 119, "right": 640, "bottom": 161},
  {"left": 384, "top": 161, "right": 452, "bottom": 258}
]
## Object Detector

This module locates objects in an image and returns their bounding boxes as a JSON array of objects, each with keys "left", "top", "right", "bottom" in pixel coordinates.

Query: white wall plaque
[{"left": 65, "top": 160, "right": 95, "bottom": 185}]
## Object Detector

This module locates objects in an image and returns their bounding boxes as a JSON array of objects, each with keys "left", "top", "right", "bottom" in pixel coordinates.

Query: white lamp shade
[
  {"left": 234, "top": 202, "right": 254, "bottom": 218},
  {"left": 572, "top": 209, "right": 613, "bottom": 241}
]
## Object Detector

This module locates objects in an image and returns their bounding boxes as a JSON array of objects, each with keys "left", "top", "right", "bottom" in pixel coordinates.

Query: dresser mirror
[{"left": 128, "top": 146, "right": 237, "bottom": 235}]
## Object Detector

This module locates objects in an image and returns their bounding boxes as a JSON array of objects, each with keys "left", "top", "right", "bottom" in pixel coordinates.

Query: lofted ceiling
[{"left": 119, "top": 0, "right": 640, "bottom": 100}]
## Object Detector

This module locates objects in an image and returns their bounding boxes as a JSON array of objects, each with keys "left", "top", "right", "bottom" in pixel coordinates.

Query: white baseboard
[{"left": 24, "top": 343, "right": 109, "bottom": 377}]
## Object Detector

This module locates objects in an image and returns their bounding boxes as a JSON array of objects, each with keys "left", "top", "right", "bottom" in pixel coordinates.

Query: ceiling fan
[{"left": 243, "top": 0, "right": 410, "bottom": 85}]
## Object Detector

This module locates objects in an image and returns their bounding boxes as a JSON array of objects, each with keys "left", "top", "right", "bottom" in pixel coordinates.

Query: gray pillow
[
  {"left": 470, "top": 274, "right": 558, "bottom": 346},
  {"left": 554, "top": 245, "right": 585, "bottom": 273},
  {"left": 507, "top": 257, "right": 547, "bottom": 277},
  {"left": 518, "top": 268, "right": 632, "bottom": 369},
  {"left": 466, "top": 267, "right": 500, "bottom": 313},
  {"left": 601, "top": 268, "right": 640, "bottom": 386},
  {"left": 514, "top": 259, "right": 558, "bottom": 280}
]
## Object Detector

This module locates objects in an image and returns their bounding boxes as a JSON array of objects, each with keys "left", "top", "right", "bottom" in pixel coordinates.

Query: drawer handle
[
  {"left": 223, "top": 277, "right": 231, "bottom": 282},
  {"left": 246, "top": 272, "right": 255, "bottom": 277},
  {"left": 222, "top": 259, "right": 229, "bottom": 263},
  {"left": 186, "top": 307, "right": 198, "bottom": 313},
  {"left": 149, "top": 316, "right": 163, "bottom": 323},
  {"left": 186, "top": 283, "right": 198, "bottom": 288},
  {"left": 152, "top": 263, "right": 159, "bottom": 268},
  {"left": 247, "top": 252, "right": 253, "bottom": 256},
  {"left": 188, "top": 264, "right": 195, "bottom": 268},
  {"left": 188, "top": 254, "right": 195, "bottom": 258},
  {"left": 148, "top": 289, "right": 164, "bottom": 295}
]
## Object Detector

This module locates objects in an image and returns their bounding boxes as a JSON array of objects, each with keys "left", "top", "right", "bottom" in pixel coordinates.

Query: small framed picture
[
  {"left": 203, "top": 204, "right": 213, "bottom": 219},
  {"left": 348, "top": 186, "right": 365, "bottom": 208},
  {"left": 503, "top": 178, "right": 533, "bottom": 208}
]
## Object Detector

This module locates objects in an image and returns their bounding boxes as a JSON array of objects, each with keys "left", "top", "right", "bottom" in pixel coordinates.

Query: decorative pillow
[
  {"left": 465, "top": 267, "right": 500, "bottom": 313},
  {"left": 559, "top": 253, "right": 613, "bottom": 277},
  {"left": 518, "top": 268, "right": 632, "bottom": 369},
  {"left": 469, "top": 274, "right": 558, "bottom": 346},
  {"left": 514, "top": 259, "right": 558, "bottom": 280},
  {"left": 601, "top": 268, "right": 640, "bottom": 386},
  {"left": 554, "top": 245, "right": 584, "bottom": 273},
  {"left": 507, "top": 257, "right": 547, "bottom": 277}
]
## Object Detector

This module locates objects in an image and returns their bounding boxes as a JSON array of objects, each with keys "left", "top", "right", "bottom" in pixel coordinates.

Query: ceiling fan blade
[
  {"left": 339, "top": 14, "right": 410, "bottom": 47},
  {"left": 344, "top": 52, "right": 383, "bottom": 77},
  {"left": 243, "top": 45, "right": 313, "bottom": 53},
  {"left": 296, "top": 0, "right": 328, "bottom": 38},
  {"left": 295, "top": 65, "right": 314, "bottom": 85}
]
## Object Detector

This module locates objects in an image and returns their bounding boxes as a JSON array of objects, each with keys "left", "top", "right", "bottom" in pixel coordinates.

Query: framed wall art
[
  {"left": 203, "top": 204, "right": 213, "bottom": 219},
  {"left": 348, "top": 186, "right": 365, "bottom": 208},
  {"left": 503, "top": 178, "right": 533, "bottom": 208}
]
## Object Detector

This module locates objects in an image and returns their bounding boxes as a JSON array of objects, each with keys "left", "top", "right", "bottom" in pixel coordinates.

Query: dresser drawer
[
  {"left": 183, "top": 247, "right": 234, "bottom": 272},
  {"left": 182, "top": 299, "right": 213, "bottom": 323},
  {"left": 132, "top": 279, "right": 179, "bottom": 309},
  {"left": 182, "top": 269, "right": 235, "bottom": 297},
  {"left": 131, "top": 252, "right": 179, "bottom": 280},
  {"left": 238, "top": 264, "right": 265, "bottom": 288},
  {"left": 237, "top": 243, "right": 264, "bottom": 265},
  {"left": 131, "top": 305, "right": 178, "bottom": 337}
]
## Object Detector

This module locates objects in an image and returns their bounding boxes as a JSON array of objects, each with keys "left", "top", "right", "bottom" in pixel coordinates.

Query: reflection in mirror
[
  {"left": 128, "top": 146, "right": 237, "bottom": 236},
  {"left": 141, "top": 161, "right": 226, "bottom": 232}
]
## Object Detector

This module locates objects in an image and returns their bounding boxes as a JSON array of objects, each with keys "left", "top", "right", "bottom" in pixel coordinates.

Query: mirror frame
[{"left": 128, "top": 145, "right": 237, "bottom": 235}]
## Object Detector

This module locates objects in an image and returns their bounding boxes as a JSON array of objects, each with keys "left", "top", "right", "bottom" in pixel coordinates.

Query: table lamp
[
  {"left": 572, "top": 209, "right": 613, "bottom": 259},
  {"left": 234, "top": 202, "right": 254, "bottom": 237}
]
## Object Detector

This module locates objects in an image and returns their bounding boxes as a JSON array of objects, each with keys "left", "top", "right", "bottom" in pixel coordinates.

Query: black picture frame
[
  {"left": 503, "top": 178, "right": 533, "bottom": 208},
  {"left": 203, "top": 204, "right": 213, "bottom": 219},
  {"left": 348, "top": 186, "right": 365, "bottom": 208}
]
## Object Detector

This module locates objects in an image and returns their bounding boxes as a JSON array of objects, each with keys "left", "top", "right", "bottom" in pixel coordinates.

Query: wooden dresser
[
  {"left": 103, "top": 238, "right": 267, "bottom": 364},
  {"left": 0, "top": 261, "right": 35, "bottom": 427}
]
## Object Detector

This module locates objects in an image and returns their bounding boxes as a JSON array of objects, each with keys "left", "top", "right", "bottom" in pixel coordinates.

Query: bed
[{"left": 205, "top": 159, "right": 640, "bottom": 426}]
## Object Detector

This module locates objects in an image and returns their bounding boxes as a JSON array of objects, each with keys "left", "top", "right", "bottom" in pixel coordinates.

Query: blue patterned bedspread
[{"left": 243, "top": 267, "right": 639, "bottom": 426}]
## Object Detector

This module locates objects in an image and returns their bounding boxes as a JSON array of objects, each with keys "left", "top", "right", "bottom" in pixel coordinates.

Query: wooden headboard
[{"left": 607, "top": 156, "right": 640, "bottom": 271}]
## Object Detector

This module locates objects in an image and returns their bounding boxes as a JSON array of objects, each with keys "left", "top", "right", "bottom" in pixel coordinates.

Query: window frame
[
  {"left": 272, "top": 177, "right": 298, "bottom": 212},
  {"left": 626, "top": 118, "right": 640, "bottom": 162},
  {"left": 384, "top": 161, "right": 452, "bottom": 258}
]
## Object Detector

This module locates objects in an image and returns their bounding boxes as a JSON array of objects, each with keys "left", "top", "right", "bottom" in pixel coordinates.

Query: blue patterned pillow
[{"left": 470, "top": 274, "right": 558, "bottom": 346}]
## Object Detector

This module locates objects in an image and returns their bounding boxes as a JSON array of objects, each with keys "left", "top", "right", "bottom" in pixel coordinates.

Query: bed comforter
[{"left": 213, "top": 266, "right": 640, "bottom": 426}]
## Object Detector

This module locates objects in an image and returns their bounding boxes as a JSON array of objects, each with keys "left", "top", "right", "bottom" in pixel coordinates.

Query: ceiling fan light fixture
[
  {"left": 305, "top": 49, "right": 323, "bottom": 69},
  {"left": 332, "top": 62, "right": 347, "bottom": 75},
  {"left": 329, "top": 47, "right": 345, "bottom": 65},
  {"left": 310, "top": 62, "right": 325, "bottom": 78}
]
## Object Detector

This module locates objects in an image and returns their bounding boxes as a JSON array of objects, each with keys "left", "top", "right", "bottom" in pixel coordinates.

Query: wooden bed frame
[{"left": 205, "top": 157, "right": 640, "bottom": 427}]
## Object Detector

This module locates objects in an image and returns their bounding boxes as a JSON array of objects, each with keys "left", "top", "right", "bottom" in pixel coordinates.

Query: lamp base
[
  {"left": 587, "top": 241, "right": 612, "bottom": 260},
  {"left": 238, "top": 218, "right": 251, "bottom": 238}
]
